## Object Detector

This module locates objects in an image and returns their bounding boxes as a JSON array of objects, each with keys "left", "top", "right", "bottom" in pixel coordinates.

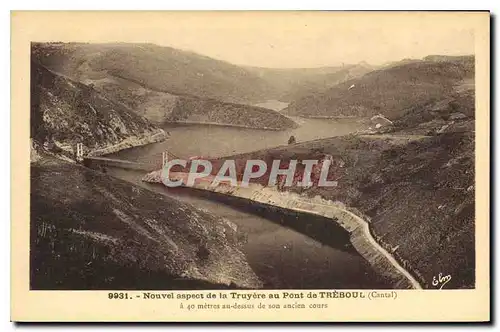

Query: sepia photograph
[{"left": 11, "top": 10, "right": 490, "bottom": 322}]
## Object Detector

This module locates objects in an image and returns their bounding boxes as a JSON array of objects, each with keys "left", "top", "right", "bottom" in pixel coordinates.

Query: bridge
[{"left": 76, "top": 143, "right": 181, "bottom": 172}]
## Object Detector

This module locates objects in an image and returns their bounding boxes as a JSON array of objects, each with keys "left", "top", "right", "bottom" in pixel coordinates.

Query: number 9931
[{"left": 108, "top": 292, "right": 129, "bottom": 299}]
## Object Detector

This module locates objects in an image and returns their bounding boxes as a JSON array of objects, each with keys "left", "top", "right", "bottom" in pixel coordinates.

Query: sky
[{"left": 32, "top": 11, "right": 479, "bottom": 68}]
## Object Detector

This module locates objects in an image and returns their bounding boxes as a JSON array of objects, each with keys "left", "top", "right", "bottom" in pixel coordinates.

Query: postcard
[{"left": 11, "top": 10, "right": 490, "bottom": 322}]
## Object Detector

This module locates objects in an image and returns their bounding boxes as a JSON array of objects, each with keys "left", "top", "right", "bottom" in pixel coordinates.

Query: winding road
[{"left": 294, "top": 200, "right": 423, "bottom": 289}]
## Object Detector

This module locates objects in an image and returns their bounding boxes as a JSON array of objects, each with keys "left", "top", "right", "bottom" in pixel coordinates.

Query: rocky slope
[
  {"left": 31, "top": 157, "right": 262, "bottom": 289},
  {"left": 221, "top": 58, "right": 476, "bottom": 289},
  {"left": 31, "top": 61, "right": 167, "bottom": 160},
  {"left": 392, "top": 88, "right": 474, "bottom": 136},
  {"left": 284, "top": 56, "right": 474, "bottom": 118},
  {"left": 224, "top": 131, "right": 474, "bottom": 289}
]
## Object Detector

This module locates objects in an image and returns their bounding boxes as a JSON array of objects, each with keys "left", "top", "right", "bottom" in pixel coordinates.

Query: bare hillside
[{"left": 284, "top": 56, "right": 474, "bottom": 119}]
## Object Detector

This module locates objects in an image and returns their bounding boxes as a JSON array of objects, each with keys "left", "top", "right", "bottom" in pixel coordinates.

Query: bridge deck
[
  {"left": 84, "top": 156, "right": 144, "bottom": 164},
  {"left": 83, "top": 156, "right": 161, "bottom": 172}
]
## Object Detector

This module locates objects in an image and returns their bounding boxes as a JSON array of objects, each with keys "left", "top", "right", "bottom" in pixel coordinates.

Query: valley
[{"left": 30, "top": 41, "right": 476, "bottom": 290}]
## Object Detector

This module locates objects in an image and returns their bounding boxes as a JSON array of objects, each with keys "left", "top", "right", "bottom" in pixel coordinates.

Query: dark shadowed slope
[
  {"left": 284, "top": 56, "right": 474, "bottom": 118},
  {"left": 30, "top": 61, "right": 263, "bottom": 290},
  {"left": 31, "top": 158, "right": 262, "bottom": 289},
  {"left": 31, "top": 61, "right": 166, "bottom": 159}
]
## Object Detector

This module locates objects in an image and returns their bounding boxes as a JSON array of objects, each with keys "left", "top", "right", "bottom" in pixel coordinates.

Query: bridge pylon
[
  {"left": 76, "top": 143, "right": 84, "bottom": 162},
  {"left": 162, "top": 151, "right": 169, "bottom": 168}
]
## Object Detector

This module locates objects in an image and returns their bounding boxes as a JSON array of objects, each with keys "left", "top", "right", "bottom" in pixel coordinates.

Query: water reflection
[{"left": 112, "top": 117, "right": 366, "bottom": 160}]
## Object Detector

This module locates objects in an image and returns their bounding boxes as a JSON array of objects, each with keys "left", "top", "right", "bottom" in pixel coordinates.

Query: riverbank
[
  {"left": 142, "top": 171, "right": 420, "bottom": 289},
  {"left": 86, "top": 129, "right": 167, "bottom": 157},
  {"left": 163, "top": 121, "right": 291, "bottom": 132}
]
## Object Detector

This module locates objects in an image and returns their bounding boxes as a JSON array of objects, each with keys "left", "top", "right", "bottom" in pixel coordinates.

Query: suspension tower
[
  {"left": 76, "top": 143, "right": 84, "bottom": 162},
  {"left": 162, "top": 151, "right": 169, "bottom": 168}
]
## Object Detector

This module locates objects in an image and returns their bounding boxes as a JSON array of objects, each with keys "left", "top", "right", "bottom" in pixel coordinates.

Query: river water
[
  {"left": 118, "top": 116, "right": 367, "bottom": 159},
  {"left": 105, "top": 115, "right": 391, "bottom": 289}
]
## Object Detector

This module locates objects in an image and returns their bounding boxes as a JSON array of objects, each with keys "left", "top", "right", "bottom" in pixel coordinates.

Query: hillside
[
  {"left": 32, "top": 42, "right": 375, "bottom": 104},
  {"left": 32, "top": 42, "right": 273, "bottom": 103},
  {"left": 31, "top": 157, "right": 262, "bottom": 289},
  {"left": 32, "top": 42, "right": 298, "bottom": 130},
  {"left": 31, "top": 61, "right": 166, "bottom": 159},
  {"left": 218, "top": 86, "right": 475, "bottom": 289},
  {"left": 284, "top": 56, "right": 474, "bottom": 119},
  {"left": 393, "top": 89, "right": 474, "bottom": 135},
  {"left": 79, "top": 74, "right": 297, "bottom": 129},
  {"left": 30, "top": 60, "right": 263, "bottom": 290},
  {"left": 222, "top": 130, "right": 474, "bottom": 289}
]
